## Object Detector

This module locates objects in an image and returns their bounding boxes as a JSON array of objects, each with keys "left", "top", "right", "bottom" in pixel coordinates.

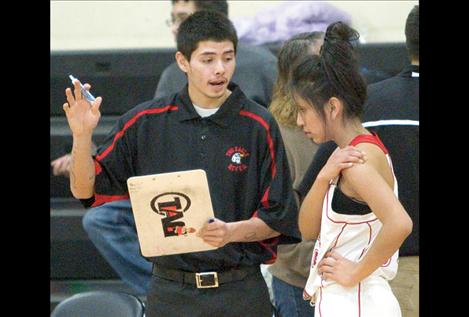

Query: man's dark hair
[
  {"left": 171, "top": 0, "right": 228, "bottom": 16},
  {"left": 177, "top": 10, "right": 238, "bottom": 60},
  {"left": 405, "top": 5, "right": 419, "bottom": 61}
]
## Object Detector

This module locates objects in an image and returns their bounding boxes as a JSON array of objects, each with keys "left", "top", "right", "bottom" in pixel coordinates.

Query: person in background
[
  {"left": 291, "top": 21, "right": 412, "bottom": 316},
  {"left": 364, "top": 6, "right": 419, "bottom": 317},
  {"left": 232, "top": 1, "right": 350, "bottom": 47},
  {"left": 297, "top": 6, "right": 419, "bottom": 316},
  {"left": 267, "top": 31, "right": 324, "bottom": 317}
]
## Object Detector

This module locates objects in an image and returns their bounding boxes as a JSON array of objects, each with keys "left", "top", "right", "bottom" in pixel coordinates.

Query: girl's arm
[
  {"left": 318, "top": 157, "right": 412, "bottom": 287},
  {"left": 298, "top": 146, "right": 366, "bottom": 240}
]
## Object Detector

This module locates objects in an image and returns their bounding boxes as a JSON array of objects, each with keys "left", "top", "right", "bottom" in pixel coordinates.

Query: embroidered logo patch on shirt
[{"left": 225, "top": 146, "right": 250, "bottom": 172}]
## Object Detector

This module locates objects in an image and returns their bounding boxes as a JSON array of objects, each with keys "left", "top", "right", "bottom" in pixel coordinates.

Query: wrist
[
  {"left": 225, "top": 222, "right": 236, "bottom": 243},
  {"left": 316, "top": 172, "right": 333, "bottom": 184},
  {"left": 352, "top": 261, "right": 369, "bottom": 284},
  {"left": 72, "top": 130, "right": 93, "bottom": 138}
]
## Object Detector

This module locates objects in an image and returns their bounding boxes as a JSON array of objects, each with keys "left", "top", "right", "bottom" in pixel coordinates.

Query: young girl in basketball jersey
[{"left": 289, "top": 22, "right": 413, "bottom": 317}]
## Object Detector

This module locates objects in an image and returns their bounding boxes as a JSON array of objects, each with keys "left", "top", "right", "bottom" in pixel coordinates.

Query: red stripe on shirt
[
  {"left": 94, "top": 160, "right": 102, "bottom": 175},
  {"left": 239, "top": 110, "right": 276, "bottom": 178},
  {"left": 259, "top": 237, "right": 279, "bottom": 264},
  {"left": 91, "top": 193, "right": 130, "bottom": 207},
  {"left": 240, "top": 111, "right": 279, "bottom": 263},
  {"left": 96, "top": 105, "right": 178, "bottom": 163},
  {"left": 251, "top": 209, "right": 279, "bottom": 263},
  {"left": 261, "top": 186, "right": 270, "bottom": 208},
  {"left": 240, "top": 110, "right": 276, "bottom": 226}
]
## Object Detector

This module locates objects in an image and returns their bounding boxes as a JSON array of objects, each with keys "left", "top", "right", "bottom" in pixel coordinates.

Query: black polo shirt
[
  {"left": 85, "top": 83, "right": 300, "bottom": 271},
  {"left": 298, "top": 64, "right": 419, "bottom": 256}
]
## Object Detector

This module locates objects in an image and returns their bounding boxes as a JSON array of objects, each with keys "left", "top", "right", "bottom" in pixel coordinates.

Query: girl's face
[{"left": 295, "top": 94, "right": 327, "bottom": 144}]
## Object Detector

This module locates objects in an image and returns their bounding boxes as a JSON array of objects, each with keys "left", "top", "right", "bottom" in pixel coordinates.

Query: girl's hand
[
  {"left": 318, "top": 146, "right": 366, "bottom": 182},
  {"left": 318, "top": 251, "right": 362, "bottom": 287}
]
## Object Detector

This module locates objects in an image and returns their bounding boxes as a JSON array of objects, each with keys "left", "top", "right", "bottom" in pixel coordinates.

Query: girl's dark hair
[
  {"left": 269, "top": 32, "right": 324, "bottom": 127},
  {"left": 176, "top": 10, "right": 237, "bottom": 61},
  {"left": 289, "top": 22, "right": 367, "bottom": 121}
]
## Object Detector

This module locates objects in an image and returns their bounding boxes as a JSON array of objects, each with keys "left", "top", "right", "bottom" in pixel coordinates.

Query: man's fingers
[
  {"left": 201, "top": 237, "right": 224, "bottom": 247},
  {"left": 52, "top": 161, "right": 64, "bottom": 176},
  {"left": 65, "top": 88, "right": 75, "bottom": 107},
  {"left": 55, "top": 160, "right": 65, "bottom": 171},
  {"left": 83, "top": 83, "right": 91, "bottom": 90},
  {"left": 63, "top": 103, "right": 70, "bottom": 115},
  {"left": 73, "top": 80, "right": 83, "bottom": 101},
  {"left": 91, "top": 97, "right": 102, "bottom": 115},
  {"left": 200, "top": 231, "right": 222, "bottom": 239}
]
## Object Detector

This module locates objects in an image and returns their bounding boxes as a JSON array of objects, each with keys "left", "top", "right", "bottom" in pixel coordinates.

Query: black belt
[{"left": 152, "top": 265, "right": 259, "bottom": 288}]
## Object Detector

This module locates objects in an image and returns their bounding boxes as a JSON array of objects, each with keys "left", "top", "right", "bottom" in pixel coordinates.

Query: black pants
[{"left": 146, "top": 268, "right": 273, "bottom": 317}]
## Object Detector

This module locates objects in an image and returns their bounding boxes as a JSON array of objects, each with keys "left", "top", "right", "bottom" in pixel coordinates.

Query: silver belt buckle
[{"left": 195, "top": 272, "right": 219, "bottom": 288}]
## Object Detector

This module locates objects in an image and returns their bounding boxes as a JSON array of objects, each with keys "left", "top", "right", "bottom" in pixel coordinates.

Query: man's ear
[
  {"left": 327, "top": 97, "right": 342, "bottom": 120},
  {"left": 175, "top": 51, "right": 189, "bottom": 73}
]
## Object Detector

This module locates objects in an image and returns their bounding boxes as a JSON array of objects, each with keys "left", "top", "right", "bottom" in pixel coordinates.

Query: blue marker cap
[{"left": 69, "top": 75, "right": 96, "bottom": 102}]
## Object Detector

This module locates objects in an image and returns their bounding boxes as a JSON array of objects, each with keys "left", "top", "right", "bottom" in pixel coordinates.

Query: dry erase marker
[{"left": 69, "top": 75, "right": 96, "bottom": 102}]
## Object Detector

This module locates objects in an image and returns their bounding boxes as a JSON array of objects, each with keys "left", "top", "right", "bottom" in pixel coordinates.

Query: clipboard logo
[{"left": 150, "top": 192, "right": 196, "bottom": 237}]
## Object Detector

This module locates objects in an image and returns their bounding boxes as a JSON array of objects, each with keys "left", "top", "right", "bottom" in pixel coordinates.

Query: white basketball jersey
[{"left": 303, "top": 133, "right": 399, "bottom": 304}]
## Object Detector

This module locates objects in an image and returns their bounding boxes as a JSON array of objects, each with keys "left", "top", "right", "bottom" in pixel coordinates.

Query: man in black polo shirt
[
  {"left": 297, "top": 5, "right": 419, "bottom": 317},
  {"left": 63, "top": 11, "right": 299, "bottom": 317}
]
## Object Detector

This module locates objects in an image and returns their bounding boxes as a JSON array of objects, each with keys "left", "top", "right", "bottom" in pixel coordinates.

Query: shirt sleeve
[
  {"left": 253, "top": 117, "right": 301, "bottom": 244},
  {"left": 81, "top": 116, "right": 136, "bottom": 208}
]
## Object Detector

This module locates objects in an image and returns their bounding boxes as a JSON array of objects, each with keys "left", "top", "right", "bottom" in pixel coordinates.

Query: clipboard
[{"left": 127, "top": 169, "right": 218, "bottom": 257}]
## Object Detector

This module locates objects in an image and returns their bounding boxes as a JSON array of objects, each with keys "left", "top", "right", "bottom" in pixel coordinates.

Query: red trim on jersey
[
  {"left": 358, "top": 282, "right": 362, "bottom": 317},
  {"left": 91, "top": 193, "right": 130, "bottom": 207},
  {"left": 349, "top": 132, "right": 388, "bottom": 154},
  {"left": 331, "top": 223, "right": 348, "bottom": 249},
  {"left": 96, "top": 105, "right": 178, "bottom": 163},
  {"left": 358, "top": 222, "right": 373, "bottom": 259},
  {"left": 381, "top": 257, "right": 392, "bottom": 267},
  {"left": 239, "top": 110, "right": 276, "bottom": 178},
  {"left": 319, "top": 286, "right": 323, "bottom": 317}
]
